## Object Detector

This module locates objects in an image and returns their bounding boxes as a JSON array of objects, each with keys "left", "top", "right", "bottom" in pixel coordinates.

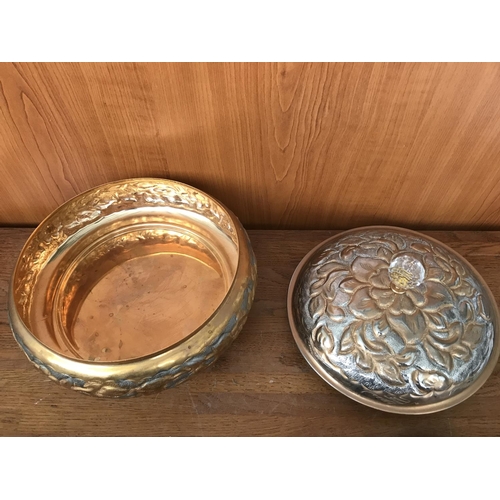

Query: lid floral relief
[{"left": 288, "top": 227, "right": 499, "bottom": 414}]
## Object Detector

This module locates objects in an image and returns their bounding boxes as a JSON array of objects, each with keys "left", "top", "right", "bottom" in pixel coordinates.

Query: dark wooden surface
[{"left": 1, "top": 228, "right": 500, "bottom": 436}]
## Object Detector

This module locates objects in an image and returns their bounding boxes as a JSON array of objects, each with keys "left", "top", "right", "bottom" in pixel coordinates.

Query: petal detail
[
  {"left": 422, "top": 281, "right": 454, "bottom": 312},
  {"left": 390, "top": 293, "right": 417, "bottom": 316},
  {"left": 411, "top": 369, "right": 450, "bottom": 393},
  {"left": 369, "top": 287, "right": 395, "bottom": 309},
  {"left": 406, "top": 287, "right": 426, "bottom": 307},
  {"left": 370, "top": 268, "right": 391, "bottom": 289},
  {"left": 386, "top": 310, "right": 427, "bottom": 344},
  {"left": 339, "top": 278, "right": 365, "bottom": 294},
  {"left": 351, "top": 257, "right": 387, "bottom": 283},
  {"left": 349, "top": 287, "right": 384, "bottom": 320}
]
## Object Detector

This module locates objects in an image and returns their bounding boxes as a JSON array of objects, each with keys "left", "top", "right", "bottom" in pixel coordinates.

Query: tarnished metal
[
  {"left": 288, "top": 226, "right": 499, "bottom": 414},
  {"left": 9, "top": 178, "right": 257, "bottom": 397}
]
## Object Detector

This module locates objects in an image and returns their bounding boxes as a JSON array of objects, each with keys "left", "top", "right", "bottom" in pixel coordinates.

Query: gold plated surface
[
  {"left": 288, "top": 226, "right": 500, "bottom": 414},
  {"left": 9, "top": 178, "right": 257, "bottom": 397}
]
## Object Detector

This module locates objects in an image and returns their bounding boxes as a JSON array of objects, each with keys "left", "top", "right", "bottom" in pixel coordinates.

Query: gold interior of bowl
[{"left": 13, "top": 181, "right": 239, "bottom": 363}]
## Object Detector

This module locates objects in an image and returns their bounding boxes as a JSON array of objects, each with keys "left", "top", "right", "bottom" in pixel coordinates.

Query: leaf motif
[
  {"left": 340, "top": 247, "right": 356, "bottom": 260},
  {"left": 423, "top": 340, "right": 453, "bottom": 372},
  {"left": 339, "top": 323, "right": 357, "bottom": 354},
  {"left": 451, "top": 259, "right": 467, "bottom": 277},
  {"left": 308, "top": 295, "right": 326, "bottom": 320},
  {"left": 433, "top": 245, "right": 450, "bottom": 262},
  {"left": 425, "top": 311, "right": 447, "bottom": 330},
  {"left": 317, "top": 262, "right": 346, "bottom": 278},
  {"left": 377, "top": 246, "right": 392, "bottom": 262},
  {"left": 453, "top": 280, "right": 475, "bottom": 298},
  {"left": 383, "top": 233, "right": 406, "bottom": 250},
  {"left": 369, "top": 238, "right": 398, "bottom": 253},
  {"left": 393, "top": 348, "right": 417, "bottom": 367},
  {"left": 427, "top": 257, "right": 460, "bottom": 286},
  {"left": 477, "top": 294, "right": 490, "bottom": 321},
  {"left": 375, "top": 361, "right": 405, "bottom": 386},
  {"left": 406, "top": 288, "right": 426, "bottom": 308},
  {"left": 426, "top": 266, "right": 445, "bottom": 282},
  {"left": 373, "top": 317, "right": 390, "bottom": 337},
  {"left": 422, "top": 281, "right": 454, "bottom": 313},
  {"left": 359, "top": 243, "right": 389, "bottom": 256},
  {"left": 354, "top": 350, "right": 374, "bottom": 371},
  {"left": 411, "top": 242, "right": 432, "bottom": 254},
  {"left": 450, "top": 344, "right": 472, "bottom": 361},
  {"left": 318, "top": 249, "right": 334, "bottom": 261},
  {"left": 326, "top": 303, "right": 345, "bottom": 322},
  {"left": 428, "top": 322, "right": 462, "bottom": 345},
  {"left": 386, "top": 311, "right": 427, "bottom": 345},
  {"left": 315, "top": 325, "right": 335, "bottom": 354},
  {"left": 458, "top": 300, "right": 474, "bottom": 322},
  {"left": 435, "top": 256, "right": 454, "bottom": 274},
  {"left": 463, "top": 323, "right": 484, "bottom": 349},
  {"left": 324, "top": 271, "right": 348, "bottom": 295},
  {"left": 338, "top": 236, "right": 366, "bottom": 246},
  {"left": 311, "top": 324, "right": 321, "bottom": 342},
  {"left": 360, "top": 323, "right": 392, "bottom": 354},
  {"left": 310, "top": 277, "right": 326, "bottom": 291}
]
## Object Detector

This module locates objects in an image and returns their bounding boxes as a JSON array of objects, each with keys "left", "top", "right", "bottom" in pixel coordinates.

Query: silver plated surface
[{"left": 288, "top": 226, "right": 500, "bottom": 414}]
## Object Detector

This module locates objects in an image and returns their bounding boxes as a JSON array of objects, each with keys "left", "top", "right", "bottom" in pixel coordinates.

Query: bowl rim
[
  {"left": 287, "top": 225, "right": 500, "bottom": 415},
  {"left": 9, "top": 177, "right": 246, "bottom": 367}
]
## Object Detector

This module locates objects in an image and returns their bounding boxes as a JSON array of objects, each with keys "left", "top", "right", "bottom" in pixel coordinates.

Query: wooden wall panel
[{"left": 1, "top": 62, "right": 500, "bottom": 229}]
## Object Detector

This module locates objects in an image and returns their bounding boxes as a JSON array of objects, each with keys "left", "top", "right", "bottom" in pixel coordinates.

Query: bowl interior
[{"left": 13, "top": 181, "right": 239, "bottom": 362}]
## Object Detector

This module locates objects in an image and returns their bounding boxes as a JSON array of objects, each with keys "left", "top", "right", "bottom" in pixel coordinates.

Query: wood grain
[
  {"left": 1, "top": 228, "right": 500, "bottom": 436},
  {"left": 1, "top": 63, "right": 500, "bottom": 229}
]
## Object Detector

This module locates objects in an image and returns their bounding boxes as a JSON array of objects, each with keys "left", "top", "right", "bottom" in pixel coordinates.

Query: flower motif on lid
[
  {"left": 306, "top": 231, "right": 491, "bottom": 397},
  {"left": 342, "top": 252, "right": 454, "bottom": 346}
]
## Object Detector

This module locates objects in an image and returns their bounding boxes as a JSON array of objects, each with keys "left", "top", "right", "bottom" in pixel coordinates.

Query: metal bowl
[
  {"left": 9, "top": 178, "right": 257, "bottom": 397},
  {"left": 288, "top": 226, "right": 499, "bottom": 414}
]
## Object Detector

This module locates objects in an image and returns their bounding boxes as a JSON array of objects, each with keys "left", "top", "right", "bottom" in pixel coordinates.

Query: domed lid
[{"left": 287, "top": 227, "right": 500, "bottom": 414}]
